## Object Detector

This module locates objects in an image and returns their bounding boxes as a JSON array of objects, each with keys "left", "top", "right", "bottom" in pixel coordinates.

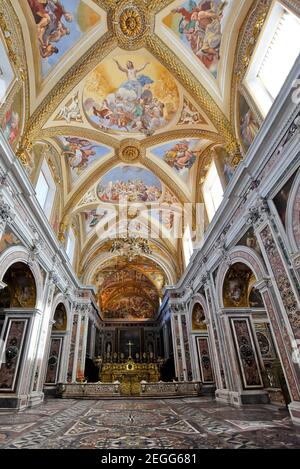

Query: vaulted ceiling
[{"left": 1, "top": 0, "right": 265, "bottom": 321}]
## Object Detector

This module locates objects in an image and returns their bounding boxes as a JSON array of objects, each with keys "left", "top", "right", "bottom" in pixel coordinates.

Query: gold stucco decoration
[
  {"left": 111, "top": 0, "right": 151, "bottom": 49},
  {"left": 119, "top": 139, "right": 143, "bottom": 163},
  {"left": 120, "top": 7, "right": 143, "bottom": 38}
]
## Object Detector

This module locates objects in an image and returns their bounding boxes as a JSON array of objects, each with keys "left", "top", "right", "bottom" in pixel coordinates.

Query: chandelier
[{"left": 109, "top": 236, "right": 152, "bottom": 262}]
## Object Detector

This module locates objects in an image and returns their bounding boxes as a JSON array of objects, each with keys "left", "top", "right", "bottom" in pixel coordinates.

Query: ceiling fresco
[
  {"left": 0, "top": 0, "right": 279, "bottom": 321},
  {"left": 162, "top": 0, "right": 230, "bottom": 79},
  {"left": 97, "top": 165, "right": 163, "bottom": 204},
  {"left": 82, "top": 208, "right": 111, "bottom": 236},
  {"left": 150, "top": 139, "right": 204, "bottom": 184},
  {"left": 26, "top": 0, "right": 101, "bottom": 77},
  {"left": 0, "top": 33, "right": 15, "bottom": 105},
  {"left": 57, "top": 136, "right": 111, "bottom": 183},
  {"left": 93, "top": 259, "right": 166, "bottom": 321},
  {"left": 1, "top": 87, "right": 23, "bottom": 149},
  {"left": 99, "top": 268, "right": 160, "bottom": 321},
  {"left": 83, "top": 52, "right": 180, "bottom": 136}
]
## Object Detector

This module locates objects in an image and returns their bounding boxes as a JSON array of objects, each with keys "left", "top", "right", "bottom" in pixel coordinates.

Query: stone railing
[
  {"left": 140, "top": 381, "right": 202, "bottom": 397},
  {"left": 56, "top": 382, "right": 121, "bottom": 398},
  {"left": 56, "top": 381, "right": 202, "bottom": 399}
]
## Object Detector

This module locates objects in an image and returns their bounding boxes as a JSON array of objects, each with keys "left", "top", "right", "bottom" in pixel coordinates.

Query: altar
[{"left": 100, "top": 358, "right": 160, "bottom": 395}]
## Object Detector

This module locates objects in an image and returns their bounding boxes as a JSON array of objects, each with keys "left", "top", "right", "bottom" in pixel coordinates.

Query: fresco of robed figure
[
  {"left": 163, "top": 0, "right": 230, "bottom": 78},
  {"left": 83, "top": 54, "right": 179, "bottom": 135},
  {"left": 26, "top": 0, "right": 101, "bottom": 77}
]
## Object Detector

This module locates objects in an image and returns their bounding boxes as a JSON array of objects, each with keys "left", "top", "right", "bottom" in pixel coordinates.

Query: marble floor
[{"left": 0, "top": 397, "right": 299, "bottom": 449}]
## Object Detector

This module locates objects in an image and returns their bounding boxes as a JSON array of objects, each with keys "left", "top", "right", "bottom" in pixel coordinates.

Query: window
[
  {"left": 66, "top": 228, "right": 76, "bottom": 265},
  {"left": 202, "top": 161, "right": 224, "bottom": 222},
  {"left": 35, "top": 160, "right": 56, "bottom": 219},
  {"left": 245, "top": 2, "right": 300, "bottom": 116},
  {"left": 35, "top": 171, "right": 49, "bottom": 210},
  {"left": 183, "top": 224, "right": 193, "bottom": 268}
]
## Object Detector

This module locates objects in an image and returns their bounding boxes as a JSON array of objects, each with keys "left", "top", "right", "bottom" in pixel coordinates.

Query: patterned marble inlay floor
[{"left": 0, "top": 398, "right": 299, "bottom": 449}]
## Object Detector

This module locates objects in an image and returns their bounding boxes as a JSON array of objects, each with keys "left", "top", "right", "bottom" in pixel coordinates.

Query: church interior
[{"left": 0, "top": 0, "right": 299, "bottom": 450}]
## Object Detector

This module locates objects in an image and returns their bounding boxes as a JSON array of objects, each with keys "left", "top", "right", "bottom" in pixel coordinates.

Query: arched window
[
  {"left": 183, "top": 224, "right": 193, "bottom": 268},
  {"left": 65, "top": 228, "right": 76, "bottom": 265},
  {"left": 35, "top": 160, "right": 56, "bottom": 220},
  {"left": 202, "top": 160, "right": 224, "bottom": 222}
]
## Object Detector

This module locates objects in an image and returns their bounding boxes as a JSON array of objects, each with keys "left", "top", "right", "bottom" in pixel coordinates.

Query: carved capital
[
  {"left": 200, "top": 272, "right": 210, "bottom": 287},
  {"left": 246, "top": 197, "right": 271, "bottom": 228},
  {"left": 0, "top": 197, "right": 14, "bottom": 230}
]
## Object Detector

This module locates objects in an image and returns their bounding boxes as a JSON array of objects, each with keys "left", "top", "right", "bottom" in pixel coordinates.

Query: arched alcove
[
  {"left": 192, "top": 303, "right": 207, "bottom": 331},
  {"left": 52, "top": 303, "right": 67, "bottom": 332},
  {"left": 222, "top": 262, "right": 264, "bottom": 308},
  {"left": 0, "top": 262, "right": 37, "bottom": 309}
]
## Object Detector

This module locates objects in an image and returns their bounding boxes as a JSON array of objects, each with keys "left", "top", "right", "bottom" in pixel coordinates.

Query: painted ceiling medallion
[
  {"left": 120, "top": 7, "right": 143, "bottom": 38},
  {"left": 112, "top": 0, "right": 150, "bottom": 48},
  {"left": 119, "top": 140, "right": 143, "bottom": 163}
]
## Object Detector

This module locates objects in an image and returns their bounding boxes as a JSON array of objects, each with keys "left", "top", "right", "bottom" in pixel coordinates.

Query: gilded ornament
[
  {"left": 120, "top": 8, "right": 143, "bottom": 38},
  {"left": 119, "top": 140, "right": 143, "bottom": 163},
  {"left": 111, "top": 0, "right": 152, "bottom": 49}
]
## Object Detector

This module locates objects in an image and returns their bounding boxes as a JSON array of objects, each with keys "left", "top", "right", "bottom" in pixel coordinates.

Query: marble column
[
  {"left": 249, "top": 199, "right": 300, "bottom": 424},
  {"left": 67, "top": 310, "right": 80, "bottom": 383},
  {"left": 204, "top": 279, "right": 231, "bottom": 400},
  {"left": 33, "top": 275, "right": 56, "bottom": 395},
  {"left": 76, "top": 307, "right": 90, "bottom": 379},
  {"left": 170, "top": 304, "right": 193, "bottom": 381}
]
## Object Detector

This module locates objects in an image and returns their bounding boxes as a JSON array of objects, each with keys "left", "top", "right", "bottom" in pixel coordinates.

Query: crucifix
[{"left": 126, "top": 340, "right": 134, "bottom": 358}]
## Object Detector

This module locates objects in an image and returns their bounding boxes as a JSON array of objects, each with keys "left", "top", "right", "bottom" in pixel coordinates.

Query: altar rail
[
  {"left": 140, "top": 381, "right": 202, "bottom": 397},
  {"left": 56, "top": 381, "right": 202, "bottom": 399},
  {"left": 56, "top": 382, "right": 121, "bottom": 398}
]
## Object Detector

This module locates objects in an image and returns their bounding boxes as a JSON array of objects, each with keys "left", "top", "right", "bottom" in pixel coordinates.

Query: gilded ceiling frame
[{"left": 16, "top": 0, "right": 240, "bottom": 163}]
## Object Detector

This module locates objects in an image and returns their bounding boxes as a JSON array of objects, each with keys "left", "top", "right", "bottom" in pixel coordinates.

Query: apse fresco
[
  {"left": 1, "top": 88, "right": 22, "bottom": 149},
  {"left": 151, "top": 139, "right": 202, "bottom": 183},
  {"left": 163, "top": 1, "right": 230, "bottom": 78},
  {"left": 83, "top": 54, "right": 179, "bottom": 135},
  {"left": 239, "top": 94, "right": 260, "bottom": 151},
  {"left": 97, "top": 166, "right": 163, "bottom": 203},
  {"left": 0, "top": 36, "right": 15, "bottom": 105},
  {"left": 99, "top": 268, "right": 159, "bottom": 320},
  {"left": 26, "top": 0, "right": 101, "bottom": 77},
  {"left": 58, "top": 136, "right": 110, "bottom": 182},
  {"left": 104, "top": 296, "right": 156, "bottom": 320}
]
